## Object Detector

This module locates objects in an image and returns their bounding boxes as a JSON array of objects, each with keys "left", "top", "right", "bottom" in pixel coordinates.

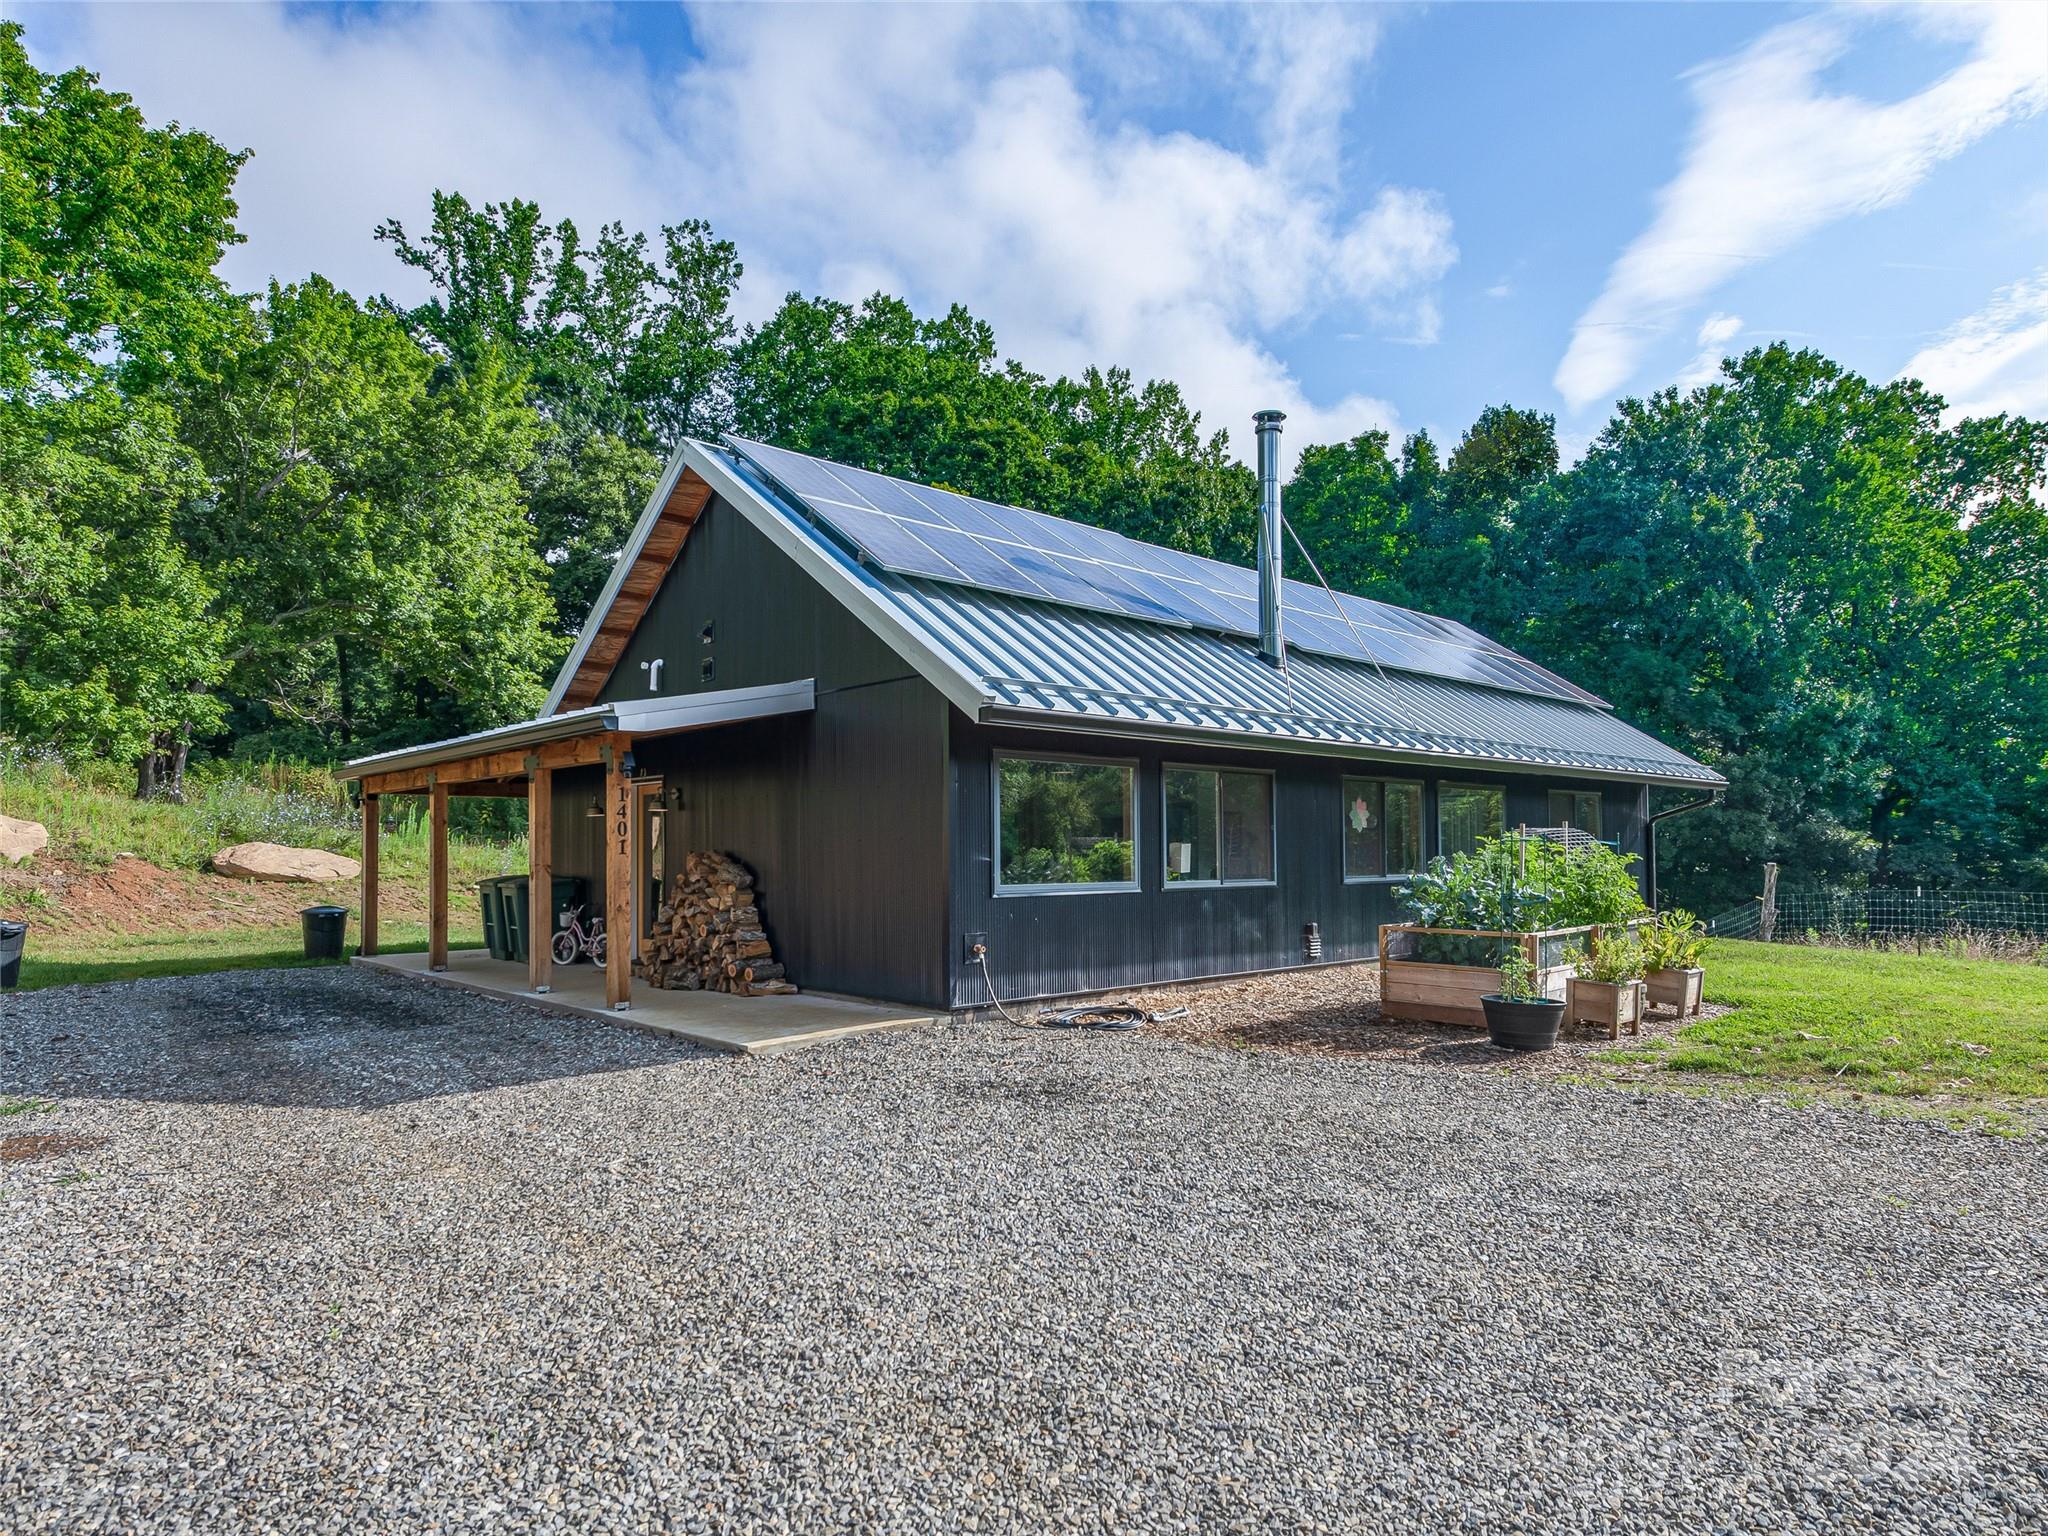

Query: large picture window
[
  {"left": 996, "top": 755, "right": 1137, "bottom": 891},
  {"left": 1342, "top": 777, "right": 1423, "bottom": 879},
  {"left": 1438, "top": 783, "right": 1505, "bottom": 860},
  {"left": 1165, "top": 767, "right": 1274, "bottom": 885},
  {"left": 1548, "top": 789, "right": 1601, "bottom": 838}
]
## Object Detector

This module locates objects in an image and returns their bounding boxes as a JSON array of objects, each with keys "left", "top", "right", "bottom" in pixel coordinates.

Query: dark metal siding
[
  {"left": 947, "top": 717, "right": 1658, "bottom": 1009},
  {"left": 557, "top": 497, "right": 950, "bottom": 1007}
]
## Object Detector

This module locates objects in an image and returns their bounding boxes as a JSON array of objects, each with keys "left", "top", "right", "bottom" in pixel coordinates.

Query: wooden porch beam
[
  {"left": 428, "top": 777, "right": 449, "bottom": 972},
  {"left": 360, "top": 794, "right": 379, "bottom": 957},
  {"left": 356, "top": 734, "right": 613, "bottom": 797},
  {"left": 527, "top": 760, "right": 553, "bottom": 994},
  {"left": 603, "top": 743, "right": 631, "bottom": 1010}
]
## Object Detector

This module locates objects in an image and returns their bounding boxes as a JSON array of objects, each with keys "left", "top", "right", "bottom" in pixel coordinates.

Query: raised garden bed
[{"left": 1377, "top": 920, "right": 1647, "bottom": 1029}]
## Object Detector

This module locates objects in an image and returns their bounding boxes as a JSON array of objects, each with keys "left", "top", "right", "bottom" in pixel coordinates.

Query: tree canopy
[{"left": 2, "top": 19, "right": 2043, "bottom": 909}]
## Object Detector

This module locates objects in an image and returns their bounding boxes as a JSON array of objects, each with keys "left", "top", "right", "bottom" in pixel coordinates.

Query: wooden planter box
[
  {"left": 1378, "top": 921, "right": 1644, "bottom": 1030},
  {"left": 1567, "top": 977, "right": 1646, "bottom": 1039},
  {"left": 1645, "top": 966, "right": 1704, "bottom": 1018}
]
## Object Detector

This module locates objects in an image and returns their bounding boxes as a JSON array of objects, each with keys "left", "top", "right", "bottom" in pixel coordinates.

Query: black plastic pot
[
  {"left": 1480, "top": 994, "right": 1565, "bottom": 1052},
  {"left": 300, "top": 905, "right": 349, "bottom": 961},
  {"left": 0, "top": 918, "right": 24, "bottom": 989}
]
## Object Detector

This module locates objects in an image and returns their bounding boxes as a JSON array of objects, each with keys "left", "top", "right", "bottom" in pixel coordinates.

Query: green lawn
[
  {"left": 10, "top": 917, "right": 484, "bottom": 991},
  {"left": 1609, "top": 938, "right": 2048, "bottom": 1105}
]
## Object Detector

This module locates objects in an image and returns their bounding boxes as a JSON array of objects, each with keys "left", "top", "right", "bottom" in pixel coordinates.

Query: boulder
[
  {"left": 211, "top": 841, "right": 360, "bottom": 883},
  {"left": 0, "top": 815, "right": 48, "bottom": 865}
]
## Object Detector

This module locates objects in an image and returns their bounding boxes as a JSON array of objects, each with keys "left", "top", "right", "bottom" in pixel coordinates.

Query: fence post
[{"left": 1760, "top": 862, "right": 1779, "bottom": 944}]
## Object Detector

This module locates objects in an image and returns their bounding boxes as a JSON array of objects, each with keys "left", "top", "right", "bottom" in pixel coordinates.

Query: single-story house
[{"left": 343, "top": 414, "right": 1722, "bottom": 1013}]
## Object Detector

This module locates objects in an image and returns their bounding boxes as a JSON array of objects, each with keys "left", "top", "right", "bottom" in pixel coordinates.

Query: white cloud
[
  {"left": 1900, "top": 266, "right": 2048, "bottom": 421},
  {"left": 672, "top": 4, "right": 1454, "bottom": 454},
  {"left": 1555, "top": 3, "right": 2048, "bottom": 412},
  {"left": 22, "top": 1, "right": 1456, "bottom": 460},
  {"left": 1675, "top": 311, "right": 1743, "bottom": 391},
  {"left": 19, "top": 4, "right": 694, "bottom": 310}
]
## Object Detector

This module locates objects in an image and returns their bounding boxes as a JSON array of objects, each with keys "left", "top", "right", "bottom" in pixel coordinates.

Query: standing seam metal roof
[{"left": 686, "top": 441, "right": 1724, "bottom": 788}]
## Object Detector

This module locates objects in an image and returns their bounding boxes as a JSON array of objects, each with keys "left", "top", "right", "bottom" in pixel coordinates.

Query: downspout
[{"left": 1645, "top": 792, "right": 1721, "bottom": 912}]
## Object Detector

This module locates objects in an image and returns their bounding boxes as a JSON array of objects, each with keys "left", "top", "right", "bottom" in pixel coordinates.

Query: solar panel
[{"left": 725, "top": 435, "right": 1605, "bottom": 707}]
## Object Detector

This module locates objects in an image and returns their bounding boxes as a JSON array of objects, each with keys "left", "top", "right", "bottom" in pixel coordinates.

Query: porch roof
[{"left": 339, "top": 679, "right": 815, "bottom": 785}]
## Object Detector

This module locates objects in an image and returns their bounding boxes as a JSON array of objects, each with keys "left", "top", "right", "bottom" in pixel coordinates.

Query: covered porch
[
  {"left": 345, "top": 680, "right": 816, "bottom": 1014},
  {"left": 354, "top": 948, "right": 934, "bottom": 1056}
]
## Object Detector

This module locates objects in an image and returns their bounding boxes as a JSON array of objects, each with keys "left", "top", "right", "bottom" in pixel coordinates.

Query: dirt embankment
[{"left": 0, "top": 855, "right": 421, "bottom": 939}]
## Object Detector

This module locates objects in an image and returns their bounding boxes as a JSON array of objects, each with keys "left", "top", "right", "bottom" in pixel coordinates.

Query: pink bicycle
[{"left": 550, "top": 903, "right": 608, "bottom": 967}]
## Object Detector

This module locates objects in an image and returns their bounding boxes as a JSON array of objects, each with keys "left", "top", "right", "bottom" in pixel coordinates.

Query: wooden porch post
[
  {"left": 527, "top": 760, "right": 553, "bottom": 993},
  {"left": 603, "top": 742, "right": 631, "bottom": 1009},
  {"left": 360, "top": 794, "right": 379, "bottom": 957},
  {"left": 428, "top": 777, "right": 449, "bottom": 972}
]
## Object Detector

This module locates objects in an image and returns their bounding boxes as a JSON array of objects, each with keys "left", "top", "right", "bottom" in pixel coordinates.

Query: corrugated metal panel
[
  {"left": 886, "top": 579, "right": 1723, "bottom": 786},
  {"left": 696, "top": 442, "right": 1724, "bottom": 789}
]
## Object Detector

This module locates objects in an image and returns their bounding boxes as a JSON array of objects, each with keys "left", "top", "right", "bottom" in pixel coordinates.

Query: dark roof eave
[
  {"left": 341, "top": 680, "right": 816, "bottom": 782},
  {"left": 976, "top": 704, "right": 1727, "bottom": 789}
]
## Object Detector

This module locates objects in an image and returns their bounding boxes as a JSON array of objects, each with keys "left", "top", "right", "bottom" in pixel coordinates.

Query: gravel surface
[{"left": 3, "top": 966, "right": 2043, "bottom": 1534}]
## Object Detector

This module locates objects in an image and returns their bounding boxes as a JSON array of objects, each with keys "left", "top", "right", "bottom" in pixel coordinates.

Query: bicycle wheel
[
  {"left": 589, "top": 929, "right": 608, "bottom": 968},
  {"left": 551, "top": 929, "right": 579, "bottom": 966}
]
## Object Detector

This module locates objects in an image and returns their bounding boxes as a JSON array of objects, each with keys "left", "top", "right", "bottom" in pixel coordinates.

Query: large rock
[
  {"left": 0, "top": 815, "right": 48, "bottom": 865},
  {"left": 211, "top": 841, "right": 360, "bottom": 883}
]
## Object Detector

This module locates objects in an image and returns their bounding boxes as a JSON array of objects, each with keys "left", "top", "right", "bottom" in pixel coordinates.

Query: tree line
[{"left": 2, "top": 26, "right": 2043, "bottom": 911}]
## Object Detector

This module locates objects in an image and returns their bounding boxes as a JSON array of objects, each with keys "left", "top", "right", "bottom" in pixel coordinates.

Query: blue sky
[{"left": 22, "top": 2, "right": 2048, "bottom": 460}]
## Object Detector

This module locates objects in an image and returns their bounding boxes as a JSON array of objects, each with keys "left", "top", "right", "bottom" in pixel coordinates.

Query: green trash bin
[
  {"left": 500, "top": 875, "right": 590, "bottom": 964},
  {"left": 477, "top": 877, "right": 510, "bottom": 962}
]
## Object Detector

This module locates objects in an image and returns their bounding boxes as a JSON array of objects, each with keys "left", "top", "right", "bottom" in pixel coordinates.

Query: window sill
[
  {"left": 1344, "top": 874, "right": 1419, "bottom": 885},
  {"left": 994, "top": 883, "right": 1141, "bottom": 898},
  {"left": 1164, "top": 880, "right": 1278, "bottom": 891}
]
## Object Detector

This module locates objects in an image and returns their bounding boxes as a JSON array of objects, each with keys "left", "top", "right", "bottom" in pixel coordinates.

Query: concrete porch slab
[{"left": 353, "top": 949, "right": 937, "bottom": 1056}]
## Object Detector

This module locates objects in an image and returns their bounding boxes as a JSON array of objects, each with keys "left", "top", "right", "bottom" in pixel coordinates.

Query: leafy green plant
[
  {"left": 1525, "top": 838, "right": 1648, "bottom": 928},
  {"left": 1644, "top": 909, "right": 1709, "bottom": 972},
  {"left": 1396, "top": 839, "right": 1549, "bottom": 932},
  {"left": 1575, "top": 934, "right": 1647, "bottom": 984},
  {"left": 1494, "top": 944, "right": 1545, "bottom": 1003}
]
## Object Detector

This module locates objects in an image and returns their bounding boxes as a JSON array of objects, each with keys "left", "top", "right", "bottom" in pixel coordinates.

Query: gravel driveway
[{"left": 3, "top": 967, "right": 2042, "bottom": 1534}]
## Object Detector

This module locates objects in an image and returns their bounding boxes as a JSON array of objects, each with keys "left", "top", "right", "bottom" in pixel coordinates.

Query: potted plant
[
  {"left": 1479, "top": 943, "right": 1566, "bottom": 1052},
  {"left": 1566, "top": 934, "right": 1648, "bottom": 1040},
  {"left": 1642, "top": 909, "right": 1708, "bottom": 1017}
]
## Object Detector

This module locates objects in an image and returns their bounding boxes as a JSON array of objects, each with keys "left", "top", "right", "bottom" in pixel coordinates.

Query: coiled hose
[{"left": 974, "top": 949, "right": 1187, "bottom": 1031}]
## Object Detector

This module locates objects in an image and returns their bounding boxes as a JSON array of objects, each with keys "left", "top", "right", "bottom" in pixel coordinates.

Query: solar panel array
[{"left": 726, "top": 435, "right": 1605, "bottom": 707}]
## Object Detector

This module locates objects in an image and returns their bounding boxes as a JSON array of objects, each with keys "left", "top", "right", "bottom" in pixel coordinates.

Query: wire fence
[{"left": 1705, "top": 887, "right": 2048, "bottom": 944}]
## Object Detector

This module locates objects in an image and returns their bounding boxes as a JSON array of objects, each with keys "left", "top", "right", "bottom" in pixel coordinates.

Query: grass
[
  {"left": 0, "top": 747, "right": 520, "bottom": 876},
  {"left": 11, "top": 920, "right": 483, "bottom": 992},
  {"left": 3, "top": 746, "right": 518, "bottom": 990},
  {"left": 1598, "top": 938, "right": 2048, "bottom": 1109}
]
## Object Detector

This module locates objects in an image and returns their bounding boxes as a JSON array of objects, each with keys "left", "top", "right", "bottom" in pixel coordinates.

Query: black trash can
[
  {"left": 301, "top": 905, "right": 349, "bottom": 961},
  {"left": 0, "top": 919, "right": 24, "bottom": 989}
]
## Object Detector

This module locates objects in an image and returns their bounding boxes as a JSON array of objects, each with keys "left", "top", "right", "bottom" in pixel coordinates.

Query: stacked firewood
[{"left": 635, "top": 851, "right": 797, "bottom": 996}]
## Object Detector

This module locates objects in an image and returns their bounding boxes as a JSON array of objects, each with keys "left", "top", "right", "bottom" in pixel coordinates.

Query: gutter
[{"left": 1645, "top": 791, "right": 1723, "bottom": 911}]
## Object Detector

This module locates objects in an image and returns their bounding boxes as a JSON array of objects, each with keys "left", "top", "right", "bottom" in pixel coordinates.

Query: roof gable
[
  {"left": 544, "top": 437, "right": 1723, "bottom": 788},
  {"left": 548, "top": 457, "right": 711, "bottom": 712}
]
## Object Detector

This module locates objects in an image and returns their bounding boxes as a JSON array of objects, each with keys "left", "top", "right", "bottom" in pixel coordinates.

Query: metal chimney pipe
[{"left": 1255, "top": 409, "right": 1286, "bottom": 668}]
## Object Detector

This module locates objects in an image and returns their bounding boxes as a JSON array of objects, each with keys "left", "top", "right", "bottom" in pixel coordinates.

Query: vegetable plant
[
  {"left": 1573, "top": 934, "right": 1647, "bottom": 984},
  {"left": 1643, "top": 908, "right": 1709, "bottom": 971},
  {"left": 1494, "top": 943, "right": 1543, "bottom": 1002}
]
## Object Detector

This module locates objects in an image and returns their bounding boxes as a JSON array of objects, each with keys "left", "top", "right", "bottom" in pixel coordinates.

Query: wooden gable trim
[{"left": 556, "top": 467, "right": 712, "bottom": 712}]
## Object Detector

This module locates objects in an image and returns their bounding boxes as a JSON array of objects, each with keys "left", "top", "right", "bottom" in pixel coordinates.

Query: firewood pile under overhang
[{"left": 636, "top": 851, "right": 796, "bottom": 995}]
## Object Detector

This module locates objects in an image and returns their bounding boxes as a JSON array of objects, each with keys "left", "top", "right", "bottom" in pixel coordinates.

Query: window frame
[
  {"left": 1340, "top": 774, "right": 1426, "bottom": 883},
  {"left": 991, "top": 749, "right": 1141, "bottom": 897},
  {"left": 1436, "top": 780, "right": 1508, "bottom": 861},
  {"left": 1161, "top": 763, "right": 1278, "bottom": 890},
  {"left": 1547, "top": 788, "right": 1602, "bottom": 838}
]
